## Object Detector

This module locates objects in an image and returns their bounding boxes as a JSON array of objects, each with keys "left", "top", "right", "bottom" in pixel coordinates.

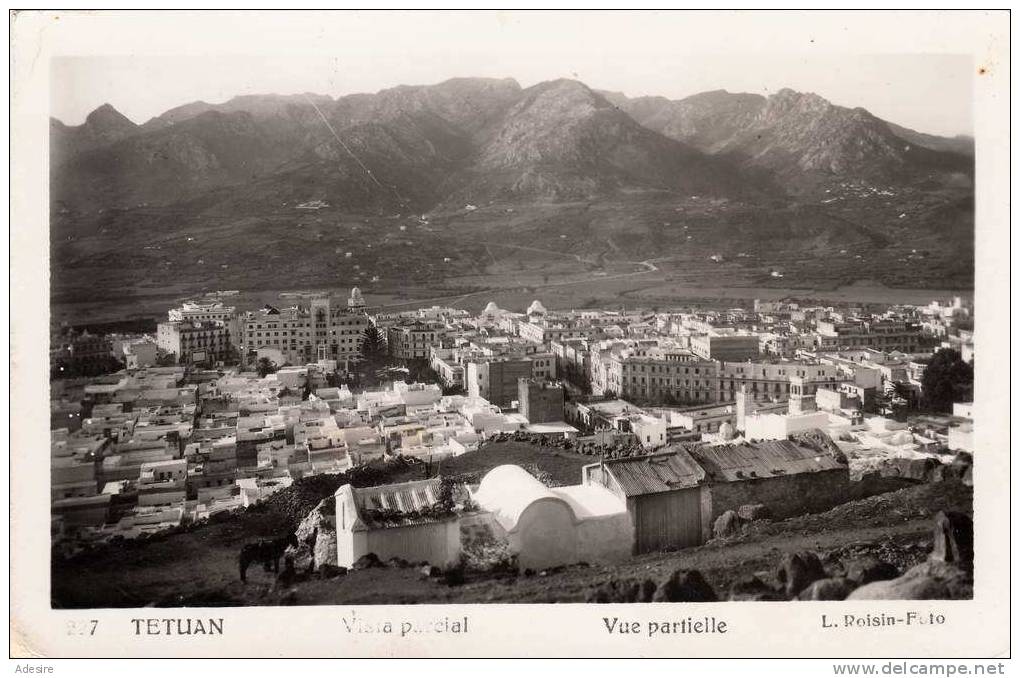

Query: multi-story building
[
  {"left": 50, "top": 329, "right": 114, "bottom": 374},
  {"left": 156, "top": 320, "right": 232, "bottom": 365},
  {"left": 429, "top": 346, "right": 465, "bottom": 389},
  {"left": 529, "top": 351, "right": 556, "bottom": 381},
  {"left": 466, "top": 357, "right": 533, "bottom": 408},
  {"left": 814, "top": 318, "right": 925, "bottom": 353},
  {"left": 239, "top": 297, "right": 369, "bottom": 367},
  {"left": 169, "top": 300, "right": 237, "bottom": 328},
  {"left": 606, "top": 347, "right": 718, "bottom": 404},
  {"left": 518, "top": 378, "right": 565, "bottom": 424},
  {"left": 517, "top": 319, "right": 598, "bottom": 345},
  {"left": 387, "top": 321, "right": 445, "bottom": 361},
  {"left": 689, "top": 332, "right": 761, "bottom": 362},
  {"left": 759, "top": 331, "right": 818, "bottom": 358},
  {"left": 715, "top": 361, "right": 839, "bottom": 402}
]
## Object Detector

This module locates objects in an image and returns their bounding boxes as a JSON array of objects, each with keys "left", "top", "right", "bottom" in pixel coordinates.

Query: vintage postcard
[{"left": 9, "top": 9, "right": 1011, "bottom": 663}]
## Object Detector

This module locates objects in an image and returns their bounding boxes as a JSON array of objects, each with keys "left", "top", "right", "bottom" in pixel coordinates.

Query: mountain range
[
  {"left": 49, "top": 77, "right": 975, "bottom": 314},
  {"left": 51, "top": 77, "right": 973, "bottom": 211}
]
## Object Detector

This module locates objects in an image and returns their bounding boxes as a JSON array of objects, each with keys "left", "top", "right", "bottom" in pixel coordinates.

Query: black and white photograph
[{"left": 9, "top": 8, "right": 1010, "bottom": 661}]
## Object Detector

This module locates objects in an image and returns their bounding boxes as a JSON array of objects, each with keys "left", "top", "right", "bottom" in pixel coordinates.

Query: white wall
[
  {"left": 744, "top": 411, "right": 830, "bottom": 441},
  {"left": 511, "top": 499, "right": 577, "bottom": 571}
]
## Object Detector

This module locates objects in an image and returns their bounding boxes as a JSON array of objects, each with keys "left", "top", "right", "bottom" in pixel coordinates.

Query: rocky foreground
[
  {"left": 585, "top": 509, "right": 973, "bottom": 603},
  {"left": 236, "top": 479, "right": 973, "bottom": 607}
]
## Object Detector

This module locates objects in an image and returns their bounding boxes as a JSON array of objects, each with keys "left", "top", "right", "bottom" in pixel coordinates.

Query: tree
[
  {"left": 360, "top": 325, "right": 387, "bottom": 365},
  {"left": 223, "top": 345, "right": 242, "bottom": 366},
  {"left": 256, "top": 357, "right": 277, "bottom": 378},
  {"left": 920, "top": 348, "right": 974, "bottom": 413}
]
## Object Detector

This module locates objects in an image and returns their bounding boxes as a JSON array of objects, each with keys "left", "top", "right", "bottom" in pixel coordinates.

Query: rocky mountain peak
[{"left": 84, "top": 103, "right": 137, "bottom": 133}]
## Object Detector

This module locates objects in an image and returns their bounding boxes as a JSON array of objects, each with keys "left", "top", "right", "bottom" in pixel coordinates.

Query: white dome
[
  {"left": 719, "top": 422, "right": 736, "bottom": 440},
  {"left": 527, "top": 300, "right": 547, "bottom": 315},
  {"left": 482, "top": 301, "right": 502, "bottom": 315},
  {"left": 474, "top": 465, "right": 575, "bottom": 533}
]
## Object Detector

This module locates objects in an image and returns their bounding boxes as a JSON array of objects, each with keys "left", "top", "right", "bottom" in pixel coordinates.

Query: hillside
[
  {"left": 452, "top": 79, "right": 755, "bottom": 203},
  {"left": 49, "top": 77, "right": 975, "bottom": 322},
  {"left": 609, "top": 88, "right": 973, "bottom": 193},
  {"left": 51, "top": 438, "right": 973, "bottom": 608}
]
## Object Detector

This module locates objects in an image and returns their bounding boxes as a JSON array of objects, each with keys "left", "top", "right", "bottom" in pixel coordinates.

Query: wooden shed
[
  {"left": 583, "top": 450, "right": 711, "bottom": 554},
  {"left": 583, "top": 430, "right": 850, "bottom": 555},
  {"left": 685, "top": 436, "right": 850, "bottom": 521}
]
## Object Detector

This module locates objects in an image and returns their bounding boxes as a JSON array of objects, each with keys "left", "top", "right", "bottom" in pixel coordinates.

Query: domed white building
[
  {"left": 472, "top": 465, "right": 632, "bottom": 570},
  {"left": 526, "top": 299, "right": 547, "bottom": 316},
  {"left": 347, "top": 287, "right": 365, "bottom": 309},
  {"left": 481, "top": 301, "right": 503, "bottom": 317}
]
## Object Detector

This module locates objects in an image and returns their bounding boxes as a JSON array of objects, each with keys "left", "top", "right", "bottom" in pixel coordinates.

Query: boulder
[
  {"left": 848, "top": 560, "right": 971, "bottom": 600},
  {"left": 352, "top": 553, "right": 383, "bottom": 570},
  {"left": 728, "top": 575, "right": 785, "bottom": 601},
  {"left": 713, "top": 510, "right": 742, "bottom": 539},
  {"left": 737, "top": 504, "right": 771, "bottom": 522},
  {"left": 289, "top": 497, "right": 337, "bottom": 573},
  {"left": 653, "top": 569, "right": 717, "bottom": 602},
  {"left": 962, "top": 465, "right": 973, "bottom": 487},
  {"left": 942, "top": 461, "right": 966, "bottom": 482},
  {"left": 318, "top": 564, "right": 347, "bottom": 579},
  {"left": 386, "top": 557, "right": 411, "bottom": 568},
  {"left": 952, "top": 451, "right": 973, "bottom": 467},
  {"left": 776, "top": 551, "right": 827, "bottom": 598},
  {"left": 798, "top": 577, "right": 854, "bottom": 601},
  {"left": 930, "top": 511, "right": 974, "bottom": 566},
  {"left": 639, "top": 578, "right": 658, "bottom": 603},
  {"left": 419, "top": 564, "right": 442, "bottom": 579},
  {"left": 443, "top": 566, "right": 466, "bottom": 586},
  {"left": 881, "top": 457, "right": 938, "bottom": 482},
  {"left": 843, "top": 556, "right": 900, "bottom": 585},
  {"left": 313, "top": 528, "right": 337, "bottom": 572},
  {"left": 586, "top": 578, "right": 657, "bottom": 603}
]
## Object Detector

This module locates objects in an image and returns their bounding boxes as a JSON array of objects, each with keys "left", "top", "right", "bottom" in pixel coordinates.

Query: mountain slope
[
  {"left": 452, "top": 79, "right": 757, "bottom": 202},
  {"left": 604, "top": 89, "right": 766, "bottom": 154},
  {"left": 51, "top": 103, "right": 141, "bottom": 167},
  {"left": 52, "top": 78, "right": 767, "bottom": 213},
  {"left": 883, "top": 121, "right": 975, "bottom": 157},
  {"left": 609, "top": 88, "right": 973, "bottom": 191},
  {"left": 52, "top": 110, "right": 303, "bottom": 212}
]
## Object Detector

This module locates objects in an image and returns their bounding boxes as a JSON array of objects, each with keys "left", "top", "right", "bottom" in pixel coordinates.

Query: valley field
[{"left": 51, "top": 190, "right": 972, "bottom": 326}]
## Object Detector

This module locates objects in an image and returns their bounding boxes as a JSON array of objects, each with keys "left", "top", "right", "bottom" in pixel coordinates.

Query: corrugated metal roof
[
  {"left": 689, "top": 439, "right": 845, "bottom": 483},
  {"left": 354, "top": 478, "right": 459, "bottom": 529},
  {"left": 601, "top": 434, "right": 847, "bottom": 495},
  {"left": 602, "top": 449, "right": 706, "bottom": 496}
]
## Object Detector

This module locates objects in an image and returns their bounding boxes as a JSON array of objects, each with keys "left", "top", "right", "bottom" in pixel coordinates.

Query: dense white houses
[{"left": 50, "top": 291, "right": 974, "bottom": 560}]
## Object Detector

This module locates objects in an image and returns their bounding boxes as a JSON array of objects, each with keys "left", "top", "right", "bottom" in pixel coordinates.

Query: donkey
[{"left": 239, "top": 533, "right": 299, "bottom": 583}]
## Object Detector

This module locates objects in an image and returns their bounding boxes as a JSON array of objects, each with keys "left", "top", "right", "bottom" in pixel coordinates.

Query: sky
[{"left": 49, "top": 13, "right": 975, "bottom": 137}]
